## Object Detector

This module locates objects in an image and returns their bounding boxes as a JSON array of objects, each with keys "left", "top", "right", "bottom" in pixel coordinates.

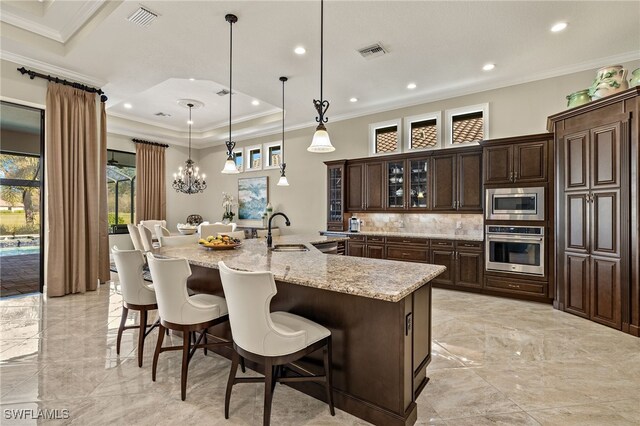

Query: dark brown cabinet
[
  {"left": 430, "top": 240, "right": 483, "bottom": 288},
  {"left": 326, "top": 161, "right": 346, "bottom": 231},
  {"left": 431, "top": 248, "right": 455, "bottom": 286},
  {"left": 457, "top": 249, "right": 483, "bottom": 288},
  {"left": 431, "top": 151, "right": 482, "bottom": 212},
  {"left": 347, "top": 240, "right": 365, "bottom": 257},
  {"left": 346, "top": 163, "right": 364, "bottom": 212},
  {"left": 365, "top": 162, "right": 385, "bottom": 210},
  {"left": 549, "top": 88, "right": 638, "bottom": 334},
  {"left": 483, "top": 136, "right": 551, "bottom": 185},
  {"left": 366, "top": 244, "right": 385, "bottom": 259}
]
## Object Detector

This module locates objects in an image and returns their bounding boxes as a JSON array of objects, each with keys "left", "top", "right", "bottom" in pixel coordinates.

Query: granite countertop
[
  {"left": 155, "top": 234, "right": 445, "bottom": 303},
  {"left": 321, "top": 230, "right": 484, "bottom": 242}
]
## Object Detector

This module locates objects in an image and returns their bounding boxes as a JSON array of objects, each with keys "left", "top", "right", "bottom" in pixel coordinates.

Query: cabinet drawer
[
  {"left": 386, "top": 236, "right": 429, "bottom": 246},
  {"left": 431, "top": 240, "right": 454, "bottom": 249},
  {"left": 386, "top": 246, "right": 429, "bottom": 262},
  {"left": 485, "top": 276, "right": 545, "bottom": 295},
  {"left": 348, "top": 235, "right": 365, "bottom": 242},
  {"left": 456, "top": 241, "right": 483, "bottom": 251},
  {"left": 366, "top": 235, "right": 385, "bottom": 243},
  {"left": 327, "top": 223, "right": 344, "bottom": 231}
]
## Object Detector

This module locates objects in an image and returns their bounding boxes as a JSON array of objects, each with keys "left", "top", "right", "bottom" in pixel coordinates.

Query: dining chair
[
  {"left": 219, "top": 230, "right": 246, "bottom": 240},
  {"left": 137, "top": 224, "right": 155, "bottom": 252},
  {"left": 112, "top": 246, "right": 159, "bottom": 367},
  {"left": 217, "top": 261, "right": 334, "bottom": 426},
  {"left": 158, "top": 234, "right": 199, "bottom": 247},
  {"left": 154, "top": 224, "right": 171, "bottom": 241},
  {"left": 127, "top": 224, "right": 144, "bottom": 252},
  {"left": 147, "top": 253, "right": 231, "bottom": 401},
  {"left": 140, "top": 220, "right": 167, "bottom": 236},
  {"left": 200, "top": 223, "right": 234, "bottom": 238}
]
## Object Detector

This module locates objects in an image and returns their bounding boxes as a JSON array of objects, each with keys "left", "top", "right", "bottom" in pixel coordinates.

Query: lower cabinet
[
  {"left": 347, "top": 239, "right": 366, "bottom": 257},
  {"left": 430, "top": 240, "right": 483, "bottom": 288},
  {"left": 366, "top": 244, "right": 385, "bottom": 259}
]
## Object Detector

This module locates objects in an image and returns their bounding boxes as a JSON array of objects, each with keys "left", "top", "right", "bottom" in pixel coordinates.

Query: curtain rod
[
  {"left": 132, "top": 138, "right": 169, "bottom": 148},
  {"left": 17, "top": 67, "right": 108, "bottom": 102}
]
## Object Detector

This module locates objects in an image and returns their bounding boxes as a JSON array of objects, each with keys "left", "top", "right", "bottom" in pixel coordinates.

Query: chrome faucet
[{"left": 267, "top": 212, "right": 291, "bottom": 248}]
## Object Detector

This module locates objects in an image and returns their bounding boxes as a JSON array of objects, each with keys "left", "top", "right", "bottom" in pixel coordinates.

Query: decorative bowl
[
  {"left": 177, "top": 227, "right": 197, "bottom": 235},
  {"left": 199, "top": 242, "right": 241, "bottom": 250}
]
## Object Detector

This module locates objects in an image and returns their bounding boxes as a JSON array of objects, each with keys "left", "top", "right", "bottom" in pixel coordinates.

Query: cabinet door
[
  {"left": 431, "top": 249, "right": 455, "bottom": 285},
  {"left": 457, "top": 151, "right": 483, "bottom": 211},
  {"left": 565, "top": 192, "right": 589, "bottom": 253},
  {"left": 366, "top": 244, "right": 385, "bottom": 259},
  {"left": 564, "top": 131, "right": 589, "bottom": 191},
  {"left": 514, "top": 141, "right": 547, "bottom": 183},
  {"left": 590, "top": 256, "right": 621, "bottom": 329},
  {"left": 431, "top": 155, "right": 456, "bottom": 211},
  {"left": 346, "top": 163, "right": 364, "bottom": 211},
  {"left": 365, "top": 162, "right": 385, "bottom": 210},
  {"left": 483, "top": 145, "right": 512, "bottom": 184},
  {"left": 408, "top": 158, "right": 429, "bottom": 210},
  {"left": 590, "top": 122, "right": 621, "bottom": 189},
  {"left": 347, "top": 241, "right": 365, "bottom": 257},
  {"left": 591, "top": 190, "right": 620, "bottom": 257},
  {"left": 565, "top": 253, "right": 590, "bottom": 318},
  {"left": 327, "top": 164, "right": 345, "bottom": 229},
  {"left": 456, "top": 250, "right": 483, "bottom": 288},
  {"left": 386, "top": 160, "right": 406, "bottom": 210}
]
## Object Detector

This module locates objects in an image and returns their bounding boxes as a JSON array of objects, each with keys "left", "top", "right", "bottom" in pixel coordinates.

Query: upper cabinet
[
  {"left": 431, "top": 150, "right": 482, "bottom": 212},
  {"left": 346, "top": 161, "right": 384, "bottom": 211},
  {"left": 326, "top": 160, "right": 346, "bottom": 231},
  {"left": 482, "top": 134, "right": 552, "bottom": 185}
]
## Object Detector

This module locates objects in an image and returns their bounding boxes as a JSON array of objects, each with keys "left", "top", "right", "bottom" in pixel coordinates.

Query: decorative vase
[
  {"left": 630, "top": 68, "right": 640, "bottom": 88},
  {"left": 589, "top": 65, "right": 629, "bottom": 100},
  {"left": 566, "top": 89, "right": 591, "bottom": 108}
]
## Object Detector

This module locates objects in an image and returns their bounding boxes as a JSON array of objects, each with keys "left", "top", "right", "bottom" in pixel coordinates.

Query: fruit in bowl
[{"left": 198, "top": 235, "right": 241, "bottom": 248}]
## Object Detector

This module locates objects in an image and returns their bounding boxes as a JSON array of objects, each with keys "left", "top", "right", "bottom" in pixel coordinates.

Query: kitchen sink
[{"left": 270, "top": 244, "right": 309, "bottom": 252}]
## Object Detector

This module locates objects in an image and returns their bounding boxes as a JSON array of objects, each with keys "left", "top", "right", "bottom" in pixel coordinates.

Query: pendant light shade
[
  {"left": 277, "top": 76, "right": 290, "bottom": 186},
  {"left": 308, "top": 0, "right": 335, "bottom": 153},
  {"left": 221, "top": 13, "right": 240, "bottom": 174}
]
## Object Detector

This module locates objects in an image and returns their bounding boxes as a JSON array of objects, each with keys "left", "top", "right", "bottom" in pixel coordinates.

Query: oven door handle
[{"left": 486, "top": 235, "right": 544, "bottom": 242}]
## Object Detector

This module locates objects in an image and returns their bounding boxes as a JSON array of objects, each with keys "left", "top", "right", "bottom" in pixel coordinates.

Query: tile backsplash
[{"left": 354, "top": 213, "right": 483, "bottom": 237}]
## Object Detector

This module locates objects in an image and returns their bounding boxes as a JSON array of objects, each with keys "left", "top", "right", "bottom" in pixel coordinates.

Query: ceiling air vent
[
  {"left": 357, "top": 43, "right": 387, "bottom": 59},
  {"left": 216, "top": 89, "right": 231, "bottom": 96},
  {"left": 154, "top": 112, "right": 171, "bottom": 117},
  {"left": 127, "top": 6, "right": 159, "bottom": 27}
]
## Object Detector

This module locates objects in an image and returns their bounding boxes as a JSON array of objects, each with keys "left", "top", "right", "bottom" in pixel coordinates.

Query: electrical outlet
[
  {"left": 456, "top": 220, "right": 462, "bottom": 229},
  {"left": 398, "top": 220, "right": 404, "bottom": 228}
]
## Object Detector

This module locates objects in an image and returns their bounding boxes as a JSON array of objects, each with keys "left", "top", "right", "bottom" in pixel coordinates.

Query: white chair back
[
  {"left": 140, "top": 220, "right": 167, "bottom": 235},
  {"left": 200, "top": 223, "right": 234, "bottom": 238},
  {"left": 127, "top": 224, "right": 144, "bottom": 251},
  {"left": 219, "top": 230, "right": 245, "bottom": 240},
  {"left": 137, "top": 224, "right": 154, "bottom": 252},
  {"left": 256, "top": 229, "right": 280, "bottom": 238},
  {"left": 196, "top": 221, "right": 210, "bottom": 234},
  {"left": 154, "top": 224, "right": 171, "bottom": 241},
  {"left": 147, "top": 254, "right": 225, "bottom": 325},
  {"left": 159, "top": 234, "right": 199, "bottom": 247},
  {"left": 218, "top": 261, "right": 306, "bottom": 356},
  {"left": 112, "top": 246, "right": 156, "bottom": 306}
]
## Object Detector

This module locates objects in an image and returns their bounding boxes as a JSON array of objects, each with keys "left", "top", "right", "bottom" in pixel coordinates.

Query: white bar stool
[
  {"left": 218, "top": 261, "right": 335, "bottom": 426},
  {"left": 147, "top": 253, "right": 231, "bottom": 401}
]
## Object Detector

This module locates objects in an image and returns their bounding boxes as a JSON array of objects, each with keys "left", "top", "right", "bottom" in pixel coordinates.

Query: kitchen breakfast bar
[{"left": 156, "top": 235, "right": 445, "bottom": 426}]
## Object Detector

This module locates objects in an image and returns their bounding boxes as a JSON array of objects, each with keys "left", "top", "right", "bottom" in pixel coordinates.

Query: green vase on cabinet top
[
  {"left": 630, "top": 68, "right": 640, "bottom": 88},
  {"left": 566, "top": 89, "right": 591, "bottom": 108},
  {"left": 589, "top": 65, "right": 629, "bottom": 99}
]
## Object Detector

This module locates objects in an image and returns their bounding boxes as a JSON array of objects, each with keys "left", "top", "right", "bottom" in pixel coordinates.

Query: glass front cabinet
[
  {"left": 326, "top": 160, "right": 346, "bottom": 231},
  {"left": 385, "top": 158, "right": 430, "bottom": 211},
  {"left": 408, "top": 158, "right": 429, "bottom": 209},
  {"left": 386, "top": 160, "right": 406, "bottom": 210}
]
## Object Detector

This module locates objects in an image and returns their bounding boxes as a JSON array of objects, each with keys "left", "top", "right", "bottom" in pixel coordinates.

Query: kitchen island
[{"left": 156, "top": 234, "right": 445, "bottom": 426}]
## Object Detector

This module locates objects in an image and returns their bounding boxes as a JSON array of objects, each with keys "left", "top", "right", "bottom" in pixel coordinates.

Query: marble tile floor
[{"left": 1, "top": 280, "right": 639, "bottom": 425}]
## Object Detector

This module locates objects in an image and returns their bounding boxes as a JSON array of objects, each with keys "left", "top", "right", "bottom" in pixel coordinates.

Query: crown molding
[
  {"left": 0, "top": 10, "right": 63, "bottom": 42},
  {"left": 0, "top": 51, "right": 107, "bottom": 87},
  {"left": 58, "top": 1, "right": 106, "bottom": 42}
]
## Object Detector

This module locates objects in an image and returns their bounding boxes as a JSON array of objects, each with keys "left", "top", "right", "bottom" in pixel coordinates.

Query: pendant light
[
  {"left": 173, "top": 103, "right": 207, "bottom": 194},
  {"left": 277, "top": 76, "right": 289, "bottom": 186},
  {"left": 308, "top": 0, "right": 335, "bottom": 153},
  {"left": 221, "top": 13, "right": 240, "bottom": 174}
]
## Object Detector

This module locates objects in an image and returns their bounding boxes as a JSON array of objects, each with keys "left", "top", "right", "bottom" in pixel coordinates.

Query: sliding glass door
[{"left": 0, "top": 101, "right": 45, "bottom": 296}]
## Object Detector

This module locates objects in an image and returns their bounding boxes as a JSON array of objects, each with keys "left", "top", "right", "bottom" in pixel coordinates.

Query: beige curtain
[
  {"left": 98, "top": 102, "right": 110, "bottom": 282},
  {"left": 135, "top": 143, "right": 166, "bottom": 222},
  {"left": 45, "top": 83, "right": 100, "bottom": 297}
]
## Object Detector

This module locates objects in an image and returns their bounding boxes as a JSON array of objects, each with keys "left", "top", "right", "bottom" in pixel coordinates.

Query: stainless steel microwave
[{"left": 485, "top": 187, "right": 545, "bottom": 221}]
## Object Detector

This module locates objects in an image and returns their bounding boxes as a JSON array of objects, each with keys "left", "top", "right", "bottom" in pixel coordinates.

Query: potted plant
[{"left": 222, "top": 192, "right": 236, "bottom": 224}]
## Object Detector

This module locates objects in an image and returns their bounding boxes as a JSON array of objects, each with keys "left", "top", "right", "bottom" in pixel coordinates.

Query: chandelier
[
  {"left": 308, "top": 0, "right": 335, "bottom": 153},
  {"left": 173, "top": 103, "right": 207, "bottom": 194}
]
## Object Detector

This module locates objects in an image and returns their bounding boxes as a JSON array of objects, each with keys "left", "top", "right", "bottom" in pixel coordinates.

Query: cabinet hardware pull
[
  {"left": 507, "top": 284, "right": 520, "bottom": 289},
  {"left": 514, "top": 171, "right": 518, "bottom": 182},
  {"left": 402, "top": 252, "right": 409, "bottom": 256}
]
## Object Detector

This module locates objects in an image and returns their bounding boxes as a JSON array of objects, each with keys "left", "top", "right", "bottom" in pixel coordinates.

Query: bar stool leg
[
  {"left": 152, "top": 324, "right": 165, "bottom": 382},
  {"left": 263, "top": 360, "right": 274, "bottom": 426},
  {"left": 324, "top": 337, "right": 335, "bottom": 416},
  {"left": 180, "top": 331, "right": 190, "bottom": 401},
  {"left": 138, "top": 309, "right": 148, "bottom": 367},
  {"left": 225, "top": 351, "right": 240, "bottom": 419},
  {"left": 116, "top": 306, "right": 129, "bottom": 355}
]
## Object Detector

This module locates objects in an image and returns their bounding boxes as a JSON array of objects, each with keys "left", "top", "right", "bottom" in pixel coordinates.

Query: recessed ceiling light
[
  {"left": 551, "top": 22, "right": 568, "bottom": 32},
  {"left": 349, "top": 97, "right": 358, "bottom": 103},
  {"left": 187, "top": 120, "right": 193, "bottom": 125},
  {"left": 123, "top": 103, "right": 132, "bottom": 109},
  {"left": 294, "top": 46, "right": 306, "bottom": 55},
  {"left": 189, "top": 78, "right": 195, "bottom": 81},
  {"left": 407, "top": 83, "right": 417, "bottom": 90},
  {"left": 251, "top": 100, "right": 260, "bottom": 106},
  {"left": 483, "top": 63, "right": 496, "bottom": 71}
]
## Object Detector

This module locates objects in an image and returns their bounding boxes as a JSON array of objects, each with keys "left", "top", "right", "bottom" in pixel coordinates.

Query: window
[
  {"left": 106, "top": 149, "right": 135, "bottom": 229},
  {"left": 369, "top": 119, "right": 402, "bottom": 156},
  {"left": 445, "top": 103, "right": 489, "bottom": 147},
  {"left": 263, "top": 142, "right": 282, "bottom": 169},
  {"left": 233, "top": 149, "right": 243, "bottom": 172},
  {"left": 404, "top": 111, "right": 441, "bottom": 151},
  {"left": 245, "top": 145, "right": 262, "bottom": 171}
]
